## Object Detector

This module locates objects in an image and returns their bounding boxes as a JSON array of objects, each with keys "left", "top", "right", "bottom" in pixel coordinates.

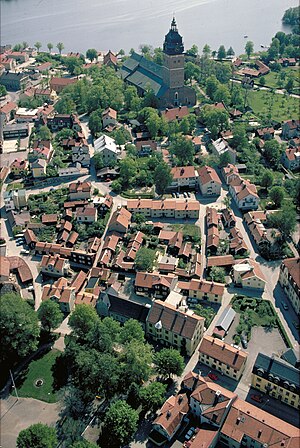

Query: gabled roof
[
  {"left": 171, "top": 165, "right": 196, "bottom": 179},
  {"left": 161, "top": 106, "right": 189, "bottom": 122},
  {"left": 198, "top": 165, "right": 221, "bottom": 186},
  {"left": 199, "top": 336, "right": 248, "bottom": 371},
  {"left": 154, "top": 394, "right": 189, "bottom": 438},
  {"left": 282, "top": 257, "right": 300, "bottom": 290}
]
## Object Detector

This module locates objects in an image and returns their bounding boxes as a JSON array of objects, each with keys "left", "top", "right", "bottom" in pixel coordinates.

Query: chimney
[
  {"left": 178, "top": 395, "right": 183, "bottom": 404},
  {"left": 258, "top": 430, "right": 262, "bottom": 439},
  {"left": 236, "top": 417, "right": 241, "bottom": 425},
  {"left": 166, "top": 411, "right": 171, "bottom": 419},
  {"left": 222, "top": 344, "right": 225, "bottom": 350}
]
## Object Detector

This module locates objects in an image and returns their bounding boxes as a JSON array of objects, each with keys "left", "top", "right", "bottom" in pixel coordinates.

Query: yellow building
[
  {"left": 146, "top": 300, "right": 205, "bottom": 356},
  {"left": 251, "top": 353, "right": 300, "bottom": 410},
  {"left": 279, "top": 257, "right": 300, "bottom": 315},
  {"left": 198, "top": 336, "right": 248, "bottom": 381},
  {"left": 31, "top": 158, "right": 46, "bottom": 178},
  {"left": 178, "top": 279, "right": 225, "bottom": 304}
]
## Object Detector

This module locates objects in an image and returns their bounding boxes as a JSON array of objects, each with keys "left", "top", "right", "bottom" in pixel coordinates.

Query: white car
[{"left": 20, "top": 250, "right": 30, "bottom": 255}]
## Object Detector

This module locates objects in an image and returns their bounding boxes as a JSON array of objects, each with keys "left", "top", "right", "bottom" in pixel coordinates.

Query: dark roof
[
  {"left": 281, "top": 349, "right": 300, "bottom": 369},
  {"left": 254, "top": 353, "right": 299, "bottom": 388},
  {"left": 107, "top": 293, "right": 150, "bottom": 323},
  {"left": 1, "top": 71, "right": 28, "bottom": 81},
  {"left": 163, "top": 18, "right": 184, "bottom": 55}
]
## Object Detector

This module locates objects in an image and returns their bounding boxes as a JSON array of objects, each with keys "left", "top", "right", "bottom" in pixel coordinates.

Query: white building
[
  {"left": 3, "top": 189, "right": 27, "bottom": 211},
  {"left": 232, "top": 259, "right": 266, "bottom": 290},
  {"left": 94, "top": 134, "right": 121, "bottom": 166},
  {"left": 212, "top": 138, "right": 237, "bottom": 164}
]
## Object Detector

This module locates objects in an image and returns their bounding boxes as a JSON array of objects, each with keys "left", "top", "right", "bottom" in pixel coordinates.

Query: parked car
[
  {"left": 172, "top": 192, "right": 176, "bottom": 198},
  {"left": 251, "top": 394, "right": 263, "bottom": 403},
  {"left": 27, "top": 286, "right": 34, "bottom": 292},
  {"left": 20, "top": 249, "right": 30, "bottom": 255},
  {"left": 281, "top": 301, "right": 289, "bottom": 311},
  {"left": 183, "top": 192, "right": 188, "bottom": 198},
  {"left": 187, "top": 191, "right": 191, "bottom": 198},
  {"left": 292, "top": 321, "right": 299, "bottom": 331},
  {"left": 16, "top": 241, "right": 23, "bottom": 246},
  {"left": 185, "top": 427, "right": 195, "bottom": 441},
  {"left": 240, "top": 335, "right": 248, "bottom": 349},
  {"left": 175, "top": 192, "right": 180, "bottom": 198},
  {"left": 208, "top": 373, "right": 218, "bottom": 381}
]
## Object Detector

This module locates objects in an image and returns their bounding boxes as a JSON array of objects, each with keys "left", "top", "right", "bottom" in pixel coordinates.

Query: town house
[
  {"left": 279, "top": 257, "right": 300, "bottom": 315},
  {"left": 40, "top": 254, "right": 70, "bottom": 278},
  {"left": 135, "top": 272, "right": 178, "bottom": 299},
  {"left": 178, "top": 279, "right": 225, "bottom": 304},
  {"left": 198, "top": 165, "right": 222, "bottom": 197},
  {"left": 169, "top": 166, "right": 198, "bottom": 191}
]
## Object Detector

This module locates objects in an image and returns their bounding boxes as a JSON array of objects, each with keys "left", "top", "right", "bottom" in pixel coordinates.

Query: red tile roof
[
  {"left": 171, "top": 166, "right": 196, "bottom": 179},
  {"left": 161, "top": 106, "right": 189, "bottom": 122},
  {"left": 153, "top": 394, "right": 189, "bottom": 438},
  {"left": 198, "top": 165, "right": 221, "bottom": 186},
  {"left": 282, "top": 258, "right": 300, "bottom": 290},
  {"left": 199, "top": 336, "right": 248, "bottom": 371}
]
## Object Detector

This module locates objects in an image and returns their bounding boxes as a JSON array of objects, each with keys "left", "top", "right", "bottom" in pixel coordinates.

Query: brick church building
[{"left": 121, "top": 18, "right": 196, "bottom": 108}]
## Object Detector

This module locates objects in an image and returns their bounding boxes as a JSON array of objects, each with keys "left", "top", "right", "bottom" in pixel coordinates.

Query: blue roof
[{"left": 254, "top": 353, "right": 299, "bottom": 388}]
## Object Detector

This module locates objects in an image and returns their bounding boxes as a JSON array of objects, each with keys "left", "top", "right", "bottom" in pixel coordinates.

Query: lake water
[{"left": 1, "top": 0, "right": 298, "bottom": 55}]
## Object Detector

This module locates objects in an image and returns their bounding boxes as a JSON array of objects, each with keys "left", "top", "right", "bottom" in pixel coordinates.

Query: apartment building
[
  {"left": 178, "top": 279, "right": 225, "bottom": 304},
  {"left": 252, "top": 353, "right": 299, "bottom": 410},
  {"left": 169, "top": 165, "right": 198, "bottom": 191},
  {"left": 279, "top": 257, "right": 300, "bottom": 315},
  {"left": 126, "top": 198, "right": 200, "bottom": 220},
  {"left": 135, "top": 272, "right": 178, "bottom": 299},
  {"left": 198, "top": 336, "right": 248, "bottom": 381},
  {"left": 232, "top": 258, "right": 266, "bottom": 291},
  {"left": 40, "top": 254, "right": 70, "bottom": 278},
  {"left": 198, "top": 165, "right": 222, "bottom": 197},
  {"left": 146, "top": 299, "right": 205, "bottom": 356}
]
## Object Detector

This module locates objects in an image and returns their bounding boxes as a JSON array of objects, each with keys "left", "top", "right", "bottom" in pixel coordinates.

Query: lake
[{"left": 1, "top": 0, "right": 298, "bottom": 55}]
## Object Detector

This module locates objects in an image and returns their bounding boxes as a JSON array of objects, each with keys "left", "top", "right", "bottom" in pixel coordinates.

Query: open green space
[
  {"left": 6, "top": 182, "right": 24, "bottom": 192},
  {"left": 247, "top": 89, "right": 300, "bottom": 122},
  {"left": 13, "top": 350, "right": 60, "bottom": 403},
  {"left": 170, "top": 223, "right": 201, "bottom": 243},
  {"left": 257, "top": 66, "right": 300, "bottom": 91}
]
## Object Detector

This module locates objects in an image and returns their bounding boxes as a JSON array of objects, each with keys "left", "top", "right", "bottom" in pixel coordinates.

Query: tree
[
  {"left": 38, "top": 300, "right": 63, "bottom": 333},
  {"left": 93, "top": 152, "right": 104, "bottom": 170},
  {"left": 17, "top": 423, "right": 57, "bottom": 448},
  {"left": 170, "top": 136, "right": 194, "bottom": 165},
  {"left": 0, "top": 293, "right": 40, "bottom": 364},
  {"left": 185, "top": 62, "right": 200, "bottom": 83},
  {"left": 202, "top": 44, "right": 211, "bottom": 58},
  {"left": 68, "top": 304, "right": 98, "bottom": 341},
  {"left": 22, "top": 41, "right": 28, "bottom": 50},
  {"left": 259, "top": 76, "right": 266, "bottom": 86},
  {"left": 217, "top": 45, "right": 226, "bottom": 61},
  {"left": 268, "top": 203, "right": 297, "bottom": 238},
  {"left": 187, "top": 44, "right": 198, "bottom": 56},
  {"left": 154, "top": 162, "right": 173, "bottom": 195},
  {"left": 34, "top": 41, "right": 42, "bottom": 52},
  {"left": 88, "top": 109, "right": 102, "bottom": 136},
  {"left": 285, "top": 77, "right": 294, "bottom": 93},
  {"left": 206, "top": 75, "right": 219, "bottom": 100},
  {"left": 120, "top": 319, "right": 145, "bottom": 344},
  {"left": 263, "top": 140, "right": 283, "bottom": 168},
  {"left": 153, "top": 47, "right": 164, "bottom": 65},
  {"left": 201, "top": 105, "right": 229, "bottom": 135},
  {"left": 227, "top": 46, "right": 235, "bottom": 57},
  {"left": 103, "top": 401, "right": 138, "bottom": 448},
  {"left": 214, "top": 85, "right": 231, "bottom": 105},
  {"left": 269, "top": 186, "right": 285, "bottom": 208},
  {"left": 135, "top": 247, "right": 156, "bottom": 271},
  {"left": 194, "top": 305, "right": 216, "bottom": 327},
  {"left": 13, "top": 43, "right": 22, "bottom": 51},
  {"left": 119, "top": 157, "right": 138, "bottom": 187},
  {"left": 260, "top": 170, "right": 274, "bottom": 189},
  {"left": 124, "top": 85, "right": 141, "bottom": 111},
  {"left": 86, "top": 48, "right": 98, "bottom": 62},
  {"left": 37, "top": 125, "right": 52, "bottom": 141},
  {"left": 64, "top": 56, "right": 83, "bottom": 75},
  {"left": 245, "top": 41, "right": 254, "bottom": 59},
  {"left": 47, "top": 42, "right": 53, "bottom": 53},
  {"left": 0, "top": 84, "right": 7, "bottom": 97},
  {"left": 210, "top": 266, "right": 226, "bottom": 283},
  {"left": 122, "top": 340, "right": 153, "bottom": 386},
  {"left": 57, "top": 42, "right": 64, "bottom": 55},
  {"left": 139, "top": 382, "right": 166, "bottom": 411},
  {"left": 154, "top": 348, "right": 184, "bottom": 378}
]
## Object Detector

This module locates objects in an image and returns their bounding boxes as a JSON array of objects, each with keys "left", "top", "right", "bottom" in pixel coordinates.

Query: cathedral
[{"left": 121, "top": 18, "right": 196, "bottom": 108}]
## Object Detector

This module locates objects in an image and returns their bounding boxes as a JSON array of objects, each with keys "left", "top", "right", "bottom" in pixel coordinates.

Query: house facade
[
  {"left": 232, "top": 259, "right": 266, "bottom": 291},
  {"left": 40, "top": 254, "right": 70, "bottom": 277},
  {"left": 198, "top": 336, "right": 248, "bottom": 381},
  {"left": 169, "top": 166, "right": 198, "bottom": 191},
  {"left": 126, "top": 198, "right": 200, "bottom": 220},
  {"left": 251, "top": 353, "right": 299, "bottom": 410},
  {"left": 198, "top": 166, "right": 222, "bottom": 197},
  {"left": 146, "top": 299, "right": 205, "bottom": 356},
  {"left": 94, "top": 134, "right": 121, "bottom": 166},
  {"left": 178, "top": 279, "right": 225, "bottom": 304},
  {"left": 279, "top": 257, "right": 300, "bottom": 315}
]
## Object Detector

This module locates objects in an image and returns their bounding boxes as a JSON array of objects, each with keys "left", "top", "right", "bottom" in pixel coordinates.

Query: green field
[
  {"left": 257, "top": 66, "right": 300, "bottom": 92},
  {"left": 247, "top": 89, "right": 300, "bottom": 122},
  {"left": 171, "top": 223, "right": 201, "bottom": 241},
  {"left": 13, "top": 350, "right": 60, "bottom": 403}
]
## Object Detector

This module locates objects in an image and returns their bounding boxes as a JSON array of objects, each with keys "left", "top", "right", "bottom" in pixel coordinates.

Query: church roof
[
  {"left": 121, "top": 52, "right": 166, "bottom": 97},
  {"left": 163, "top": 17, "right": 184, "bottom": 55}
]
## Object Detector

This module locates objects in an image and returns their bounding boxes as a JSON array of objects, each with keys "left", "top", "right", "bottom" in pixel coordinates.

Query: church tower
[{"left": 162, "top": 17, "right": 185, "bottom": 104}]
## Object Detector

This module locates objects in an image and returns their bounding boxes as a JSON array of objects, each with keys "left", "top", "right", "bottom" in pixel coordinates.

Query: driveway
[{"left": 0, "top": 396, "right": 61, "bottom": 448}]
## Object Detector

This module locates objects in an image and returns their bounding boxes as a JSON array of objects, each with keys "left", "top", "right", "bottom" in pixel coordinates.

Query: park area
[
  {"left": 13, "top": 349, "right": 61, "bottom": 403},
  {"left": 247, "top": 89, "right": 300, "bottom": 122}
]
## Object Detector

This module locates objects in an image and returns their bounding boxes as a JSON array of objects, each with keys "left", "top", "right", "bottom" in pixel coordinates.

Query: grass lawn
[
  {"left": 13, "top": 350, "right": 61, "bottom": 403},
  {"left": 247, "top": 89, "right": 300, "bottom": 122},
  {"left": 171, "top": 223, "right": 201, "bottom": 240},
  {"left": 257, "top": 66, "right": 300, "bottom": 91},
  {"left": 6, "top": 182, "right": 24, "bottom": 191}
]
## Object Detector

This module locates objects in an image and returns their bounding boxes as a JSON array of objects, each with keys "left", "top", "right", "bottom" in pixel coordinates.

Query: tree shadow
[{"left": 51, "top": 353, "right": 69, "bottom": 391}]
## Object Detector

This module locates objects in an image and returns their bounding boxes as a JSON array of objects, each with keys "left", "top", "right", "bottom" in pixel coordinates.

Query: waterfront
[{"left": 1, "top": 0, "right": 298, "bottom": 54}]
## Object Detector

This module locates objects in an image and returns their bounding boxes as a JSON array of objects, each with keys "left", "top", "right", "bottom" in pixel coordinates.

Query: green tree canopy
[
  {"left": 139, "top": 382, "right": 166, "bottom": 411},
  {"left": 154, "top": 162, "right": 173, "bottom": 195},
  {"left": 17, "top": 423, "right": 57, "bottom": 448},
  {"left": 154, "top": 348, "right": 184, "bottom": 378},
  {"left": 260, "top": 170, "right": 274, "bottom": 189},
  {"left": 263, "top": 140, "right": 283, "bottom": 168},
  {"left": 0, "top": 293, "right": 40, "bottom": 364},
  {"left": 119, "top": 319, "right": 145, "bottom": 344},
  {"left": 70, "top": 442, "right": 98, "bottom": 448},
  {"left": 103, "top": 401, "right": 138, "bottom": 448},
  {"left": 269, "top": 186, "right": 285, "bottom": 207},
  {"left": 88, "top": 109, "right": 103, "bottom": 136},
  {"left": 268, "top": 203, "right": 297, "bottom": 238},
  {"left": 68, "top": 304, "right": 98, "bottom": 341},
  {"left": 170, "top": 136, "right": 194, "bottom": 165},
  {"left": 135, "top": 247, "right": 156, "bottom": 271},
  {"left": 217, "top": 45, "right": 226, "bottom": 60},
  {"left": 245, "top": 41, "right": 254, "bottom": 59},
  {"left": 57, "top": 42, "right": 64, "bottom": 55},
  {"left": 38, "top": 300, "right": 63, "bottom": 332},
  {"left": 86, "top": 48, "right": 98, "bottom": 62},
  {"left": 210, "top": 266, "right": 226, "bottom": 283}
]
